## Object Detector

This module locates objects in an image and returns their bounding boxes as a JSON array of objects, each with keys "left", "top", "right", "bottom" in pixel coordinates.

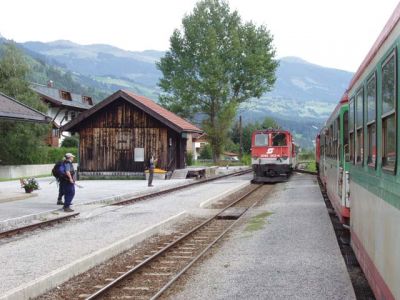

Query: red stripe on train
[{"left": 351, "top": 230, "right": 395, "bottom": 300}]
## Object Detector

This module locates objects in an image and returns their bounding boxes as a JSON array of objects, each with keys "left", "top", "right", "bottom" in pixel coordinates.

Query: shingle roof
[
  {"left": 30, "top": 83, "right": 92, "bottom": 110},
  {"left": 62, "top": 90, "right": 202, "bottom": 134},
  {"left": 0, "top": 92, "right": 51, "bottom": 123}
]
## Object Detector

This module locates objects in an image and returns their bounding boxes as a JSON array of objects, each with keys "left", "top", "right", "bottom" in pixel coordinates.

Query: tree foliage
[
  {"left": 61, "top": 136, "right": 79, "bottom": 148},
  {"left": 157, "top": 0, "right": 278, "bottom": 161},
  {"left": 230, "top": 116, "right": 280, "bottom": 154},
  {"left": 0, "top": 43, "right": 49, "bottom": 165}
]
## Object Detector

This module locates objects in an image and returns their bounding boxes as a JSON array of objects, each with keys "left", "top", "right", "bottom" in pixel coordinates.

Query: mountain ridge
[{"left": 2, "top": 37, "right": 354, "bottom": 148}]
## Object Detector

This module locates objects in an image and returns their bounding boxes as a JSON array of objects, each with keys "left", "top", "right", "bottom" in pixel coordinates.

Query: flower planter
[{"left": 24, "top": 187, "right": 34, "bottom": 193}]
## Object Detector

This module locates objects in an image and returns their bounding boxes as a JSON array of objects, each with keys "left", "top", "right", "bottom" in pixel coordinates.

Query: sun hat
[{"left": 65, "top": 153, "right": 75, "bottom": 158}]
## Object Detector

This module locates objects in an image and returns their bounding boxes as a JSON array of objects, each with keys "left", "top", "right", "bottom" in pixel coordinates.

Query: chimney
[{"left": 47, "top": 80, "right": 54, "bottom": 88}]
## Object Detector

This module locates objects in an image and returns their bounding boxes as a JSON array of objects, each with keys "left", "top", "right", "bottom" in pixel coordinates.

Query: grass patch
[{"left": 245, "top": 211, "right": 273, "bottom": 232}]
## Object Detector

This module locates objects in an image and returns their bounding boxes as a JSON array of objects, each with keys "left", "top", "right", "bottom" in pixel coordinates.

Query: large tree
[
  {"left": 157, "top": 0, "right": 278, "bottom": 161},
  {"left": 0, "top": 43, "right": 49, "bottom": 165}
]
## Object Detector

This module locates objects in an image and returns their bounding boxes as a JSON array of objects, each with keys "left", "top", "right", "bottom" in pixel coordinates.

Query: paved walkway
[
  {"left": 0, "top": 169, "right": 251, "bottom": 299},
  {"left": 172, "top": 173, "right": 356, "bottom": 299},
  {"left": 0, "top": 167, "right": 246, "bottom": 226}
]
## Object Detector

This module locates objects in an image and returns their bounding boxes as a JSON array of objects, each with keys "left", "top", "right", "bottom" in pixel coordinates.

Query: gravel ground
[
  {"left": 0, "top": 173, "right": 251, "bottom": 296},
  {"left": 167, "top": 173, "right": 356, "bottom": 300}
]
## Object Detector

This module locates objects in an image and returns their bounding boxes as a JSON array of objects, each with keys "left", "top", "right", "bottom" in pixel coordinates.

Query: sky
[{"left": 0, "top": 0, "right": 399, "bottom": 72}]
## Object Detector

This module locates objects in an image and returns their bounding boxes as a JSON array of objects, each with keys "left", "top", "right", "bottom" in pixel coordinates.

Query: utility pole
[{"left": 239, "top": 115, "right": 243, "bottom": 159}]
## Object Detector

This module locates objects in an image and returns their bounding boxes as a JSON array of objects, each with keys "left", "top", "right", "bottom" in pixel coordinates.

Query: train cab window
[
  {"left": 349, "top": 98, "right": 355, "bottom": 163},
  {"left": 255, "top": 133, "right": 269, "bottom": 146},
  {"left": 355, "top": 89, "right": 364, "bottom": 164},
  {"left": 381, "top": 52, "right": 396, "bottom": 172},
  {"left": 272, "top": 133, "right": 287, "bottom": 146},
  {"left": 366, "top": 74, "right": 377, "bottom": 167}
]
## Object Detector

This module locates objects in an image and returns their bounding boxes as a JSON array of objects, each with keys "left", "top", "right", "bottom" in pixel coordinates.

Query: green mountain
[{"left": 7, "top": 38, "right": 354, "bottom": 148}]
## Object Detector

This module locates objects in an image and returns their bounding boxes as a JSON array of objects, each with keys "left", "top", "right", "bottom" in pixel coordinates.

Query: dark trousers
[
  {"left": 57, "top": 181, "right": 64, "bottom": 200},
  {"left": 148, "top": 169, "right": 154, "bottom": 186},
  {"left": 61, "top": 181, "right": 75, "bottom": 208}
]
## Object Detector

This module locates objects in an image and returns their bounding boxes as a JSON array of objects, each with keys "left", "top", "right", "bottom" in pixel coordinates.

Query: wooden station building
[{"left": 61, "top": 90, "right": 202, "bottom": 177}]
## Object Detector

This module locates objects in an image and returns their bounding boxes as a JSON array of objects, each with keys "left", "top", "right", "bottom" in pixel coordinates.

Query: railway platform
[
  {"left": 171, "top": 172, "right": 356, "bottom": 299},
  {"left": 0, "top": 171, "right": 356, "bottom": 299},
  {"left": 0, "top": 166, "right": 245, "bottom": 229},
  {"left": 0, "top": 168, "right": 251, "bottom": 299}
]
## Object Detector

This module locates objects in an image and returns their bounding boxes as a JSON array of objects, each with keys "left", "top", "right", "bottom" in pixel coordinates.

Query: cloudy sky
[{"left": 1, "top": 0, "right": 399, "bottom": 72}]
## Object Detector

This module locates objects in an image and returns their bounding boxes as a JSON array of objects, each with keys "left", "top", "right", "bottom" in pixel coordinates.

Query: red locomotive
[{"left": 251, "top": 129, "right": 297, "bottom": 183}]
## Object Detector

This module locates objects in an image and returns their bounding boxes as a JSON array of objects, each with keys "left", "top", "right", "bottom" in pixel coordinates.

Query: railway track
[
  {"left": 0, "top": 169, "right": 250, "bottom": 242},
  {"left": 0, "top": 212, "right": 79, "bottom": 240},
  {"left": 81, "top": 183, "right": 266, "bottom": 300},
  {"left": 111, "top": 168, "right": 252, "bottom": 206}
]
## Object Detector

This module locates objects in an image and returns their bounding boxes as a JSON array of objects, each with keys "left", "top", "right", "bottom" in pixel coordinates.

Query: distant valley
[{"left": 1, "top": 36, "right": 354, "bottom": 148}]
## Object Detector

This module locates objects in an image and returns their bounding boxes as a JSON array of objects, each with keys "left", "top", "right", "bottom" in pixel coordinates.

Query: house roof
[
  {"left": 61, "top": 90, "right": 203, "bottom": 134},
  {"left": 30, "top": 83, "right": 93, "bottom": 110},
  {"left": 0, "top": 92, "right": 51, "bottom": 123}
]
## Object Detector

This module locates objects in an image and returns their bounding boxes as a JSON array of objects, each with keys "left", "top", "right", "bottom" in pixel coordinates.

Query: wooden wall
[{"left": 76, "top": 98, "right": 184, "bottom": 172}]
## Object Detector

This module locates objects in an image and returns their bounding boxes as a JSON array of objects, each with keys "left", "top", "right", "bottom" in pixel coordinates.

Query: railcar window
[
  {"left": 367, "top": 74, "right": 376, "bottom": 122},
  {"left": 349, "top": 98, "right": 355, "bottom": 163},
  {"left": 367, "top": 124, "right": 376, "bottom": 166},
  {"left": 344, "top": 111, "right": 350, "bottom": 162},
  {"left": 355, "top": 89, "right": 364, "bottom": 164},
  {"left": 255, "top": 133, "right": 269, "bottom": 146},
  {"left": 381, "top": 52, "right": 396, "bottom": 171},
  {"left": 272, "top": 133, "right": 287, "bottom": 146},
  {"left": 366, "top": 74, "right": 377, "bottom": 167}
]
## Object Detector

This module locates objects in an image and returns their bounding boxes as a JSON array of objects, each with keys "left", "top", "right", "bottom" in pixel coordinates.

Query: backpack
[{"left": 52, "top": 161, "right": 66, "bottom": 180}]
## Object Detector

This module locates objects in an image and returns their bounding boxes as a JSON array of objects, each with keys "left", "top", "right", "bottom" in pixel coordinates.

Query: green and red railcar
[{"left": 318, "top": 4, "right": 400, "bottom": 299}]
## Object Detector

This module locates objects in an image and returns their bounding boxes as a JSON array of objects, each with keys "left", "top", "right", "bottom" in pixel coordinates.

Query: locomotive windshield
[
  {"left": 254, "top": 133, "right": 269, "bottom": 146},
  {"left": 272, "top": 133, "right": 287, "bottom": 146}
]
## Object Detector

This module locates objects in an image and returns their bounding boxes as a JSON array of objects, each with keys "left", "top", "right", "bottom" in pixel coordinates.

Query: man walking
[{"left": 61, "top": 153, "right": 76, "bottom": 212}]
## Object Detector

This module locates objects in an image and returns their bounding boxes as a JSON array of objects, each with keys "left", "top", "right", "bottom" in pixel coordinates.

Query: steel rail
[
  {"left": 111, "top": 168, "right": 252, "bottom": 206},
  {"left": 0, "top": 212, "right": 79, "bottom": 239},
  {"left": 85, "top": 184, "right": 262, "bottom": 300},
  {"left": 150, "top": 197, "right": 261, "bottom": 300}
]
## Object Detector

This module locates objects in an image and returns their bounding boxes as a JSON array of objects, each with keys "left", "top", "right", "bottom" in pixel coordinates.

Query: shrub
[
  {"left": 186, "top": 151, "right": 194, "bottom": 166},
  {"left": 47, "top": 147, "right": 78, "bottom": 163},
  {"left": 61, "top": 136, "right": 79, "bottom": 148},
  {"left": 199, "top": 144, "right": 212, "bottom": 159},
  {"left": 241, "top": 153, "right": 251, "bottom": 166}
]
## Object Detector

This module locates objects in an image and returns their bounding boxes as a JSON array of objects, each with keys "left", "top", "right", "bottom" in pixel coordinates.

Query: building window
[
  {"left": 349, "top": 98, "right": 355, "bottom": 163},
  {"left": 64, "top": 111, "right": 69, "bottom": 121},
  {"left": 366, "top": 74, "right": 376, "bottom": 167},
  {"left": 82, "top": 96, "right": 93, "bottom": 105},
  {"left": 381, "top": 52, "right": 396, "bottom": 172},
  {"left": 71, "top": 111, "right": 77, "bottom": 120},
  {"left": 60, "top": 90, "right": 72, "bottom": 101},
  {"left": 355, "top": 89, "right": 364, "bottom": 164},
  {"left": 52, "top": 128, "right": 59, "bottom": 137}
]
